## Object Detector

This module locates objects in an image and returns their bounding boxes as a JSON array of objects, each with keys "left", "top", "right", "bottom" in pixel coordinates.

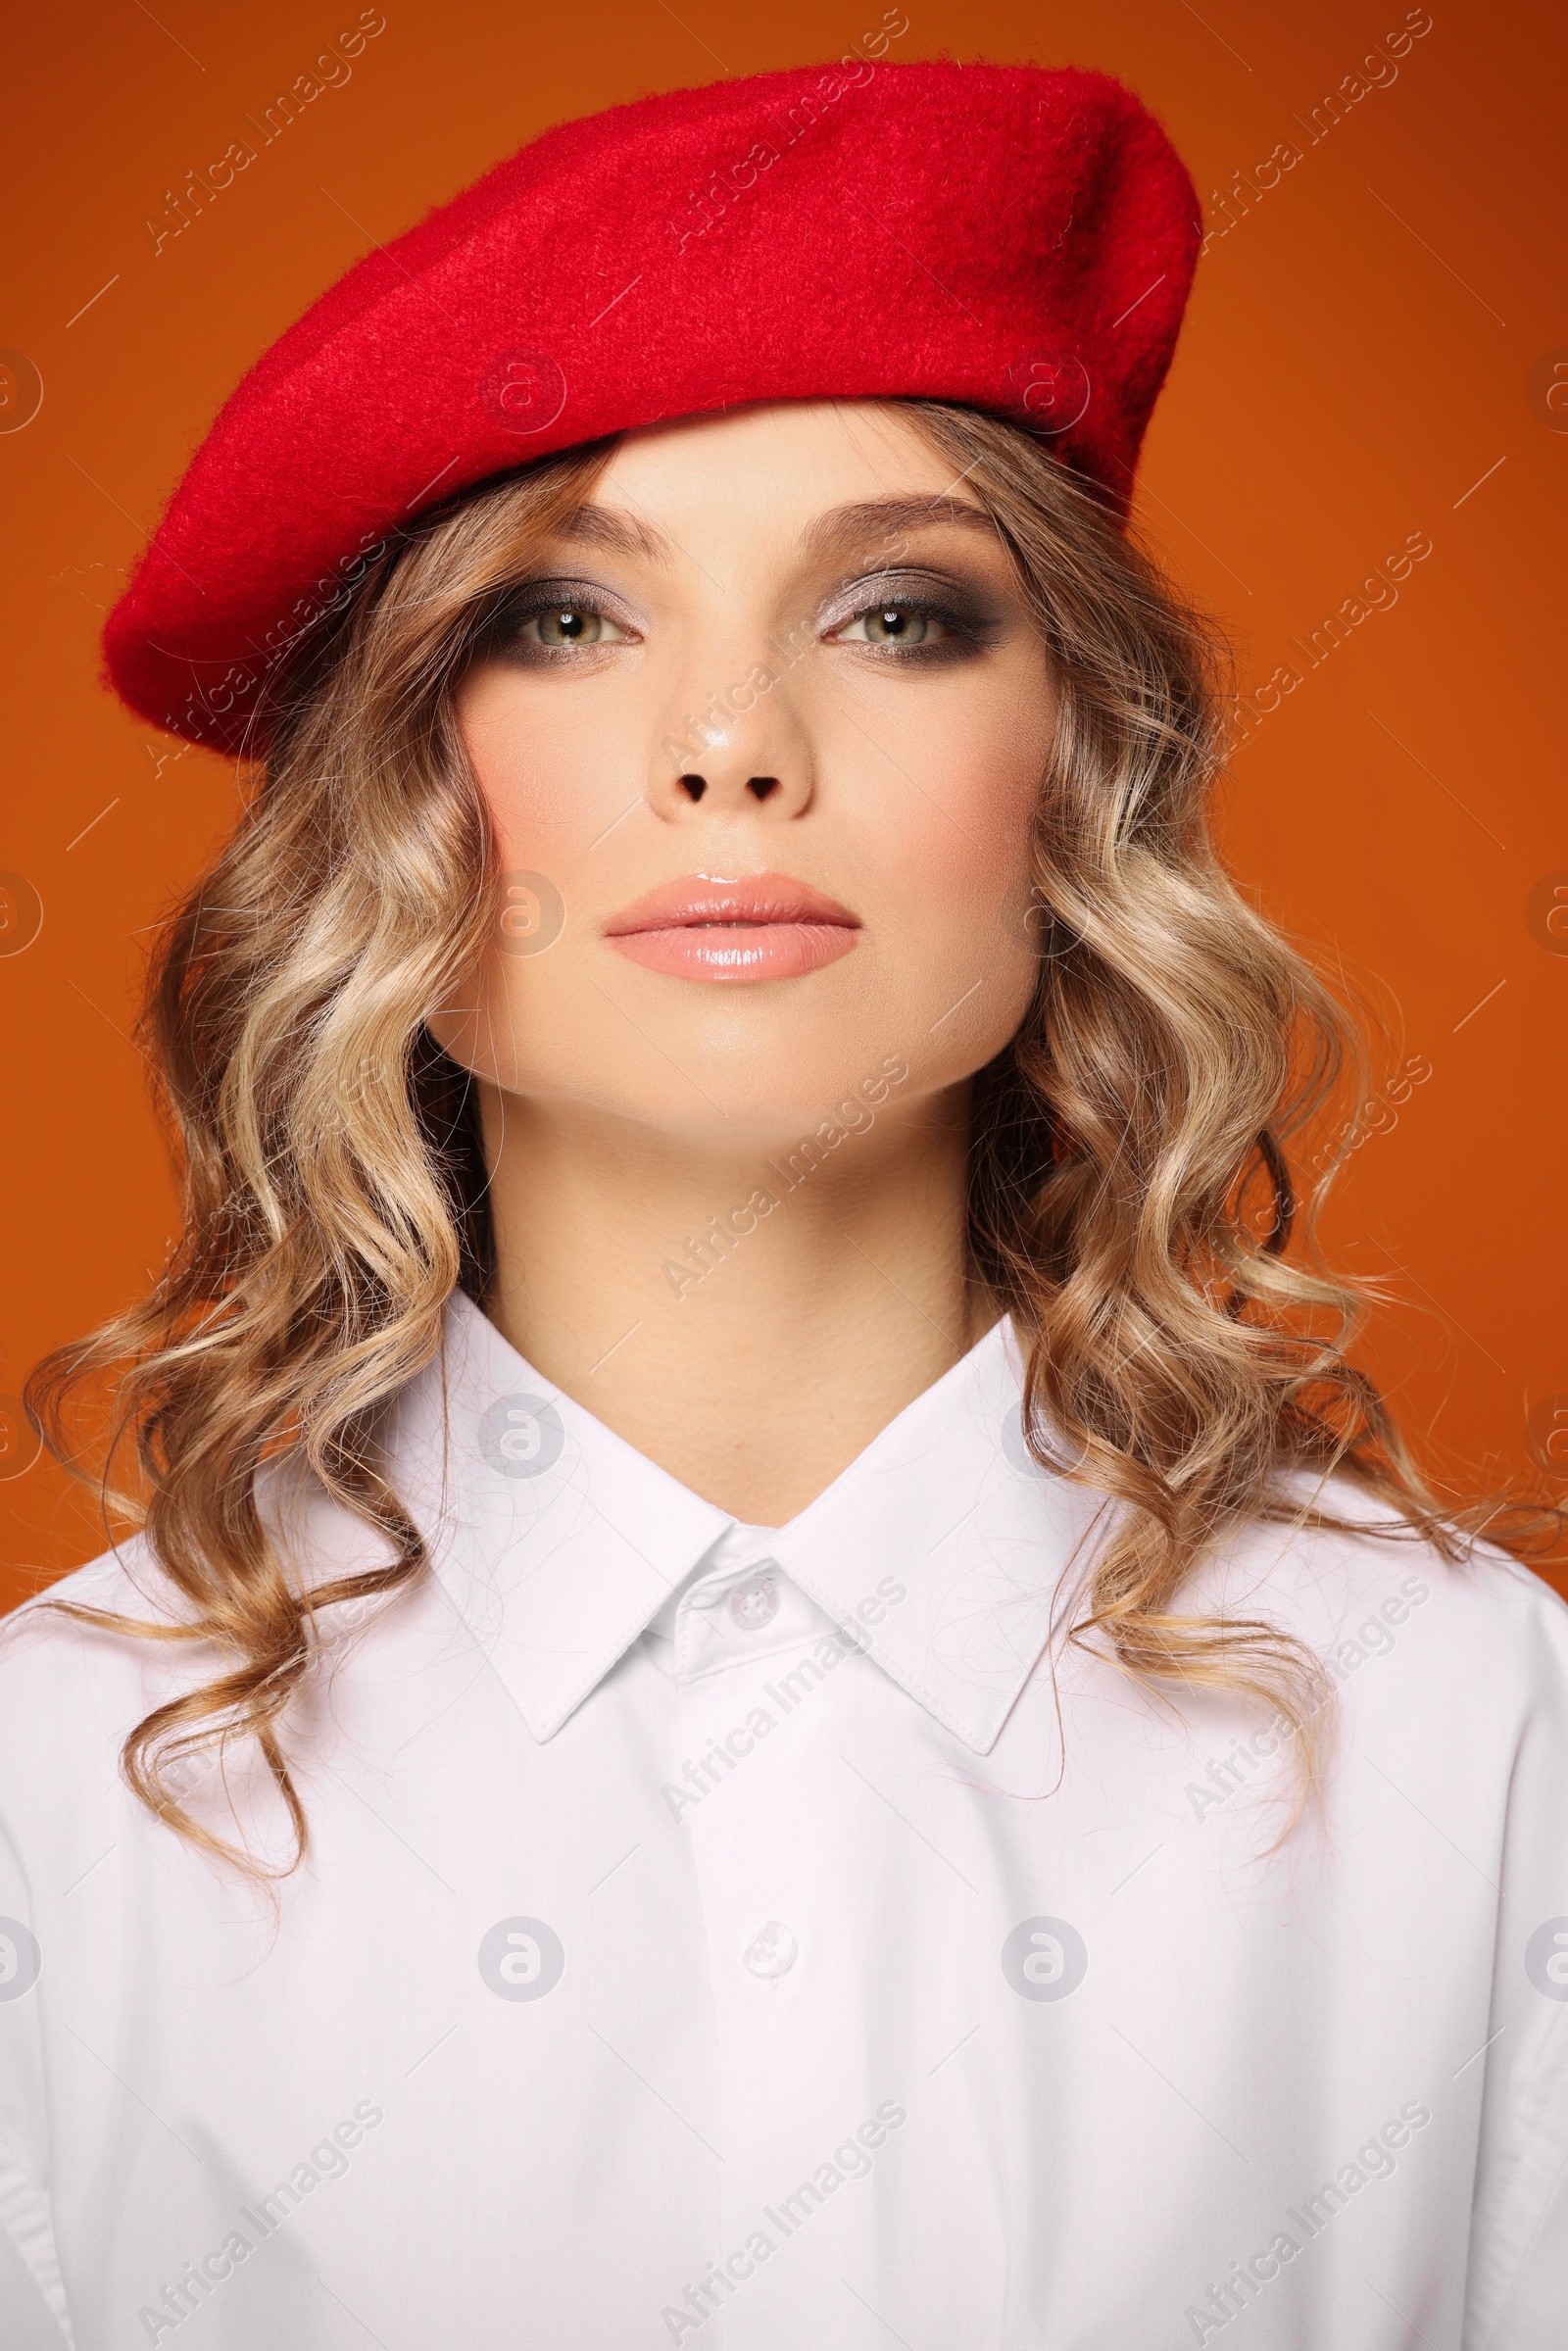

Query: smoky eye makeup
[
  {"left": 470, "top": 556, "right": 1013, "bottom": 669},
  {"left": 476, "top": 576, "right": 643, "bottom": 661},
  {"left": 819, "top": 566, "right": 1010, "bottom": 660}
]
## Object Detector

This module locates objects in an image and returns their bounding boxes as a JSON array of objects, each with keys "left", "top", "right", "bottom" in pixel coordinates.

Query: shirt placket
[{"left": 664, "top": 1549, "right": 847, "bottom": 2341}]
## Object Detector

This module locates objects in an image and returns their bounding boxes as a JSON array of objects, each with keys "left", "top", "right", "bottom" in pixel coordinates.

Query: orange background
[{"left": 2, "top": 0, "right": 1564, "bottom": 1608}]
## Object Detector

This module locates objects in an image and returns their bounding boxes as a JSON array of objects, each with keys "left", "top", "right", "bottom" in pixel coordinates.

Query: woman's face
[{"left": 429, "top": 398, "right": 1056, "bottom": 1142}]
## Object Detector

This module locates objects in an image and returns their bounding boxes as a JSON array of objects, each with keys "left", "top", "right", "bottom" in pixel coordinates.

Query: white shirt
[{"left": 1, "top": 1289, "right": 1565, "bottom": 2349}]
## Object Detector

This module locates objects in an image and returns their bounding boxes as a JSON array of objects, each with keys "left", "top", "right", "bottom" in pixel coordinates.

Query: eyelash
[
  {"left": 494, "top": 592, "right": 630, "bottom": 660},
  {"left": 490, "top": 582, "right": 998, "bottom": 664},
  {"left": 830, "top": 595, "right": 996, "bottom": 661}
]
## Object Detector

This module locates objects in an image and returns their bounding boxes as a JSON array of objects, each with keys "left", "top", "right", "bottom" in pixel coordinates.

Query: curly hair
[{"left": 23, "top": 400, "right": 1542, "bottom": 1876}]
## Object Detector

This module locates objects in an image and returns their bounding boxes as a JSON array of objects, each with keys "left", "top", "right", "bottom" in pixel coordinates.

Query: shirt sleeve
[{"left": 1463, "top": 1562, "right": 1568, "bottom": 2346}]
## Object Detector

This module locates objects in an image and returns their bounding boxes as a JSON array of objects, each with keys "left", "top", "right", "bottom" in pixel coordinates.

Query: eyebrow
[
  {"left": 801, "top": 495, "right": 1001, "bottom": 565},
  {"left": 549, "top": 504, "right": 673, "bottom": 563},
  {"left": 547, "top": 493, "right": 1000, "bottom": 568}
]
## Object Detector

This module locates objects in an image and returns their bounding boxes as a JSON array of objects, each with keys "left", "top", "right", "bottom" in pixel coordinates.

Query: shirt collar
[{"left": 386, "top": 1289, "right": 1108, "bottom": 1754}]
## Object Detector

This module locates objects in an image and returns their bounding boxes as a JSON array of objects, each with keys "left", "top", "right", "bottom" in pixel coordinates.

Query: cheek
[
  {"left": 863, "top": 685, "right": 1049, "bottom": 1067},
  {"left": 456, "top": 672, "right": 627, "bottom": 868},
  {"left": 883, "top": 656, "right": 1053, "bottom": 867},
  {"left": 430, "top": 673, "right": 627, "bottom": 1088},
  {"left": 433, "top": 652, "right": 1054, "bottom": 1120}
]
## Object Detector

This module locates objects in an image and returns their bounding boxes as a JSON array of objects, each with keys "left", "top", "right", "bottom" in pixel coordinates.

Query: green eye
[
  {"left": 859, "top": 606, "right": 931, "bottom": 644},
  {"left": 533, "top": 605, "right": 608, "bottom": 645},
  {"left": 485, "top": 588, "right": 635, "bottom": 663}
]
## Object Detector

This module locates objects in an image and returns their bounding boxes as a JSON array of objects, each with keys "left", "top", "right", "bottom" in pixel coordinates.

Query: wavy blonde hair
[{"left": 24, "top": 400, "right": 1543, "bottom": 1874}]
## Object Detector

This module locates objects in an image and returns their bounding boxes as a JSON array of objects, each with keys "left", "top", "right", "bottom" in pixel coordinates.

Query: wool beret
[{"left": 102, "top": 55, "right": 1200, "bottom": 753}]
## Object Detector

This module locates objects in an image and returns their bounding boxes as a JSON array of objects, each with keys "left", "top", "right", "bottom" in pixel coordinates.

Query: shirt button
[
  {"left": 729, "top": 1570, "right": 780, "bottom": 1632},
  {"left": 742, "top": 1920, "right": 797, "bottom": 1979}
]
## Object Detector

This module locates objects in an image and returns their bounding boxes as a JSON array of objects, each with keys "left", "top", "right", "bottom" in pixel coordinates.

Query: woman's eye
[
  {"left": 834, "top": 603, "right": 943, "bottom": 648},
  {"left": 517, "top": 603, "right": 628, "bottom": 648}
]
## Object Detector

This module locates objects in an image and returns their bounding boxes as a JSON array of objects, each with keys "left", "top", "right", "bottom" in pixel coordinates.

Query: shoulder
[
  {"left": 0, "top": 1538, "right": 204, "bottom": 1878},
  {"left": 0, "top": 1466, "right": 413, "bottom": 1839},
  {"left": 1, "top": 1531, "right": 189, "bottom": 1662},
  {"left": 0, "top": 1455, "right": 392, "bottom": 1718},
  {"left": 1226, "top": 1468, "right": 1566, "bottom": 1634},
  {"left": 1195, "top": 1469, "right": 1568, "bottom": 1749},
  {"left": 0, "top": 1536, "right": 199, "bottom": 1761}
]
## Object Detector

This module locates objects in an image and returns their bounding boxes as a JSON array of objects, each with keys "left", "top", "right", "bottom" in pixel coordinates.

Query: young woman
[{"left": 3, "top": 56, "right": 1564, "bottom": 2351}]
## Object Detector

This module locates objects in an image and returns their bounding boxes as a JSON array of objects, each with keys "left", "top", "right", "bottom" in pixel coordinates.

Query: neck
[{"left": 473, "top": 1080, "right": 999, "bottom": 1524}]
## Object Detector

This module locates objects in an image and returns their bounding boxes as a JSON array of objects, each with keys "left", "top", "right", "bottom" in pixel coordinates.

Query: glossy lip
[{"left": 603, "top": 871, "right": 861, "bottom": 985}]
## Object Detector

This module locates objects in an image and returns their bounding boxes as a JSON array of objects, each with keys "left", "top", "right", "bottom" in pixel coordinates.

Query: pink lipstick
[{"left": 603, "top": 872, "right": 861, "bottom": 983}]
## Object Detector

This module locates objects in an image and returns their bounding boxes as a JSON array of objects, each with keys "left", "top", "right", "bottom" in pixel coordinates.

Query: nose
[
  {"left": 646, "top": 680, "right": 815, "bottom": 824},
  {"left": 677, "top": 769, "right": 780, "bottom": 806}
]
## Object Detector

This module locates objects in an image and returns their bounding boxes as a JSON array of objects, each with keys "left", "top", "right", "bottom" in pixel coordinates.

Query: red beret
[{"left": 102, "top": 56, "right": 1200, "bottom": 753}]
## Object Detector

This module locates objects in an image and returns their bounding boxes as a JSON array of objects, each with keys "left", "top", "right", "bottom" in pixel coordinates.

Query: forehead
[
  {"left": 551, "top": 399, "right": 997, "bottom": 563},
  {"left": 585, "top": 407, "right": 968, "bottom": 531}
]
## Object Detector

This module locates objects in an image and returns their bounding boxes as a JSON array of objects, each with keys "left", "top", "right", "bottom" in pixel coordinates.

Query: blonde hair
[{"left": 24, "top": 402, "right": 1544, "bottom": 1874}]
